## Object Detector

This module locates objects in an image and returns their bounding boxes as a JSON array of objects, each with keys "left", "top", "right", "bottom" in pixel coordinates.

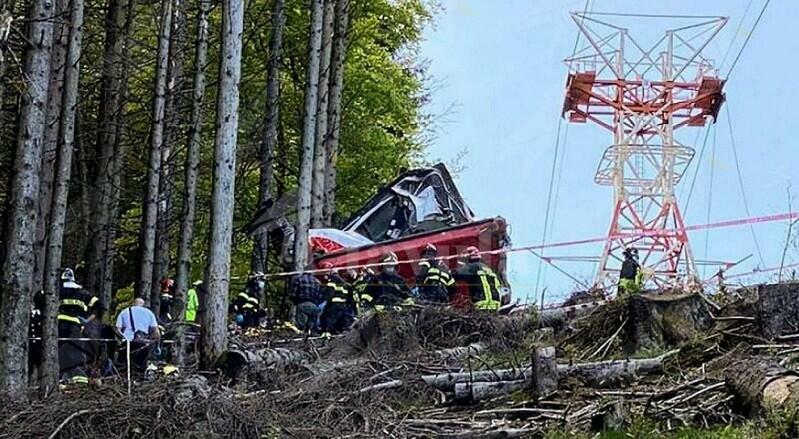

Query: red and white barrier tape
[{"left": 263, "top": 211, "right": 799, "bottom": 279}]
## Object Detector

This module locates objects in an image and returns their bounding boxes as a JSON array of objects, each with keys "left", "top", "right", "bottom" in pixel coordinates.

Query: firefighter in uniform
[
  {"left": 319, "top": 262, "right": 357, "bottom": 335},
  {"left": 372, "top": 252, "right": 413, "bottom": 310},
  {"left": 353, "top": 268, "right": 378, "bottom": 311},
  {"left": 232, "top": 285, "right": 263, "bottom": 328},
  {"left": 618, "top": 247, "right": 642, "bottom": 296},
  {"left": 454, "top": 247, "right": 501, "bottom": 311},
  {"left": 58, "top": 268, "right": 103, "bottom": 384},
  {"left": 416, "top": 244, "right": 454, "bottom": 304}
]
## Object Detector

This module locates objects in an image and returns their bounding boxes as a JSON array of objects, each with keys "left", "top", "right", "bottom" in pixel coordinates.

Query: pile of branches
[{"left": 9, "top": 288, "right": 799, "bottom": 438}]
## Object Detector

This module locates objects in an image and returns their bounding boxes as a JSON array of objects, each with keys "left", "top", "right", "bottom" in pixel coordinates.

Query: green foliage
[{"left": 64, "top": 0, "right": 437, "bottom": 299}]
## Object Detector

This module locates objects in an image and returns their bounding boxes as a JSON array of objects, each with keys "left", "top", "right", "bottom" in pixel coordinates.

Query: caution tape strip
[{"left": 263, "top": 211, "right": 799, "bottom": 279}]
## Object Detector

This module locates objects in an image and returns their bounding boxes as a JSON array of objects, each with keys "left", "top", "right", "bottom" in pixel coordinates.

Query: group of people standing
[{"left": 289, "top": 244, "right": 505, "bottom": 336}]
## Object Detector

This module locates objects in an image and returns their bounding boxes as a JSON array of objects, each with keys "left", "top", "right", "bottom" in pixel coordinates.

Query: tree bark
[
  {"left": 33, "top": 0, "right": 69, "bottom": 295},
  {"left": 322, "top": 0, "right": 350, "bottom": 225},
  {"left": 84, "top": 0, "right": 133, "bottom": 307},
  {"left": 310, "top": 0, "right": 334, "bottom": 228},
  {"left": 422, "top": 350, "right": 676, "bottom": 391},
  {"left": 41, "top": 0, "right": 84, "bottom": 392},
  {"left": 174, "top": 0, "right": 209, "bottom": 316},
  {"left": 294, "top": 0, "right": 324, "bottom": 271},
  {"left": 725, "top": 357, "right": 799, "bottom": 416},
  {"left": 138, "top": 0, "right": 173, "bottom": 306},
  {"left": 201, "top": 0, "right": 244, "bottom": 368},
  {"left": 174, "top": 0, "right": 209, "bottom": 365},
  {"left": 152, "top": 0, "right": 187, "bottom": 309},
  {"left": 251, "top": 0, "right": 285, "bottom": 275},
  {"left": 0, "top": 0, "right": 54, "bottom": 400}
]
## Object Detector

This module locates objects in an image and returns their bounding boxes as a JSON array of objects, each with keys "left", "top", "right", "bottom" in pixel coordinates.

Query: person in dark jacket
[
  {"left": 416, "top": 244, "right": 454, "bottom": 304},
  {"left": 319, "top": 263, "right": 357, "bottom": 335},
  {"left": 231, "top": 277, "right": 265, "bottom": 328},
  {"left": 618, "top": 247, "right": 642, "bottom": 296},
  {"left": 158, "top": 278, "right": 175, "bottom": 323},
  {"left": 58, "top": 268, "right": 103, "bottom": 384},
  {"left": 453, "top": 247, "right": 501, "bottom": 311},
  {"left": 372, "top": 252, "right": 412, "bottom": 310},
  {"left": 290, "top": 269, "right": 324, "bottom": 333}
]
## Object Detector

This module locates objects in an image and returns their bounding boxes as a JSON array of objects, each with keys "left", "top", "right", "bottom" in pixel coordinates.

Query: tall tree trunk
[
  {"left": 42, "top": 0, "right": 83, "bottom": 392},
  {"left": 33, "top": 0, "right": 69, "bottom": 295},
  {"left": 138, "top": 0, "right": 173, "bottom": 307},
  {"left": 174, "top": 0, "right": 209, "bottom": 365},
  {"left": 85, "top": 0, "right": 132, "bottom": 307},
  {"left": 100, "top": 0, "right": 136, "bottom": 309},
  {"left": 152, "top": 0, "right": 187, "bottom": 309},
  {"left": 310, "top": 0, "right": 333, "bottom": 228},
  {"left": 0, "top": 0, "right": 54, "bottom": 400},
  {"left": 294, "top": 0, "right": 324, "bottom": 271},
  {"left": 201, "top": 0, "right": 244, "bottom": 368},
  {"left": 251, "top": 0, "right": 285, "bottom": 275},
  {"left": 323, "top": 0, "right": 349, "bottom": 226}
]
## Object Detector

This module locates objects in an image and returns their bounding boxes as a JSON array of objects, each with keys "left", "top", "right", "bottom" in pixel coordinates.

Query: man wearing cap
[{"left": 618, "top": 247, "right": 642, "bottom": 296}]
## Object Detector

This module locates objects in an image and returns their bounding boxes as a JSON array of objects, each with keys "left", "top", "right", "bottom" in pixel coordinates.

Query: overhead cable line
[
  {"left": 725, "top": 103, "right": 766, "bottom": 267},
  {"left": 531, "top": 0, "right": 592, "bottom": 304},
  {"left": 725, "top": 0, "right": 770, "bottom": 80}
]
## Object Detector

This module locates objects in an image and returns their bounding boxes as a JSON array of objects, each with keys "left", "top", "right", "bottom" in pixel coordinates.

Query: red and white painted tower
[{"left": 562, "top": 12, "right": 728, "bottom": 288}]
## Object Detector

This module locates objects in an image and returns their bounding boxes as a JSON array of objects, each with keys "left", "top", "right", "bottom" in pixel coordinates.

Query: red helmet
[
  {"left": 160, "top": 278, "right": 174, "bottom": 292},
  {"left": 463, "top": 246, "right": 481, "bottom": 261},
  {"left": 318, "top": 261, "right": 334, "bottom": 270}
]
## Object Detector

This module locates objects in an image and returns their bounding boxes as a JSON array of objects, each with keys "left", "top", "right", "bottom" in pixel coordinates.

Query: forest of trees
[{"left": 0, "top": 0, "right": 434, "bottom": 400}]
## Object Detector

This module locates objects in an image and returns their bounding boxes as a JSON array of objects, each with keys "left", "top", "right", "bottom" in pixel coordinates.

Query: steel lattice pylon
[{"left": 562, "top": 12, "right": 728, "bottom": 289}]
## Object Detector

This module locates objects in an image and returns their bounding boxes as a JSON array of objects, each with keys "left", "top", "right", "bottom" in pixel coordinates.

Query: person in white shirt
[{"left": 116, "top": 298, "right": 160, "bottom": 373}]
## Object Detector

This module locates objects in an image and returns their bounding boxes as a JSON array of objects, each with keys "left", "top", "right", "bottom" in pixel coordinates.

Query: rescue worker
[
  {"left": 159, "top": 278, "right": 175, "bottom": 323},
  {"left": 58, "top": 268, "right": 103, "bottom": 384},
  {"left": 319, "top": 262, "right": 357, "bottom": 335},
  {"left": 454, "top": 247, "right": 501, "bottom": 311},
  {"left": 232, "top": 279, "right": 263, "bottom": 328},
  {"left": 416, "top": 244, "right": 454, "bottom": 304},
  {"left": 618, "top": 247, "right": 642, "bottom": 296},
  {"left": 353, "top": 268, "right": 378, "bottom": 311},
  {"left": 290, "top": 268, "right": 324, "bottom": 333},
  {"left": 372, "top": 252, "right": 413, "bottom": 310},
  {"left": 185, "top": 280, "right": 201, "bottom": 322}
]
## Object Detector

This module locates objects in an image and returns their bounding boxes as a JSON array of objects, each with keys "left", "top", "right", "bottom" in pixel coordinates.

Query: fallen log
[
  {"left": 218, "top": 347, "right": 312, "bottom": 379},
  {"left": 725, "top": 356, "right": 799, "bottom": 415},
  {"left": 454, "top": 379, "right": 528, "bottom": 401},
  {"left": 435, "top": 343, "right": 485, "bottom": 359},
  {"left": 422, "top": 350, "right": 677, "bottom": 391},
  {"left": 535, "top": 301, "right": 608, "bottom": 329}
]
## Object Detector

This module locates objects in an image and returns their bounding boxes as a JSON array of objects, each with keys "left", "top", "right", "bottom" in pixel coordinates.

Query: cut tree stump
[
  {"left": 625, "top": 293, "right": 712, "bottom": 353},
  {"left": 725, "top": 356, "right": 799, "bottom": 415},
  {"left": 755, "top": 283, "right": 799, "bottom": 338}
]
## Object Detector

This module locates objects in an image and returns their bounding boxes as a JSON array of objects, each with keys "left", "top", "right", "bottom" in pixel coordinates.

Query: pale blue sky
[{"left": 420, "top": 0, "right": 797, "bottom": 304}]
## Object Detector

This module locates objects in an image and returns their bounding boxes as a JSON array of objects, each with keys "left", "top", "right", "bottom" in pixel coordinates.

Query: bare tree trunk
[
  {"left": 175, "top": 0, "right": 209, "bottom": 319},
  {"left": 33, "top": 0, "right": 69, "bottom": 295},
  {"left": 322, "top": 0, "right": 350, "bottom": 226},
  {"left": 151, "top": 0, "right": 187, "bottom": 309},
  {"left": 294, "top": 0, "right": 324, "bottom": 271},
  {"left": 0, "top": 1, "right": 10, "bottom": 113},
  {"left": 84, "top": 0, "right": 132, "bottom": 307},
  {"left": 138, "top": 0, "right": 173, "bottom": 307},
  {"left": 100, "top": 0, "right": 136, "bottom": 309},
  {"left": 310, "top": 0, "right": 333, "bottom": 228},
  {"left": 201, "top": 0, "right": 244, "bottom": 368},
  {"left": 174, "top": 0, "right": 209, "bottom": 365},
  {"left": 42, "top": 0, "right": 83, "bottom": 392},
  {"left": 0, "top": 0, "right": 54, "bottom": 400},
  {"left": 251, "top": 0, "right": 285, "bottom": 275}
]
